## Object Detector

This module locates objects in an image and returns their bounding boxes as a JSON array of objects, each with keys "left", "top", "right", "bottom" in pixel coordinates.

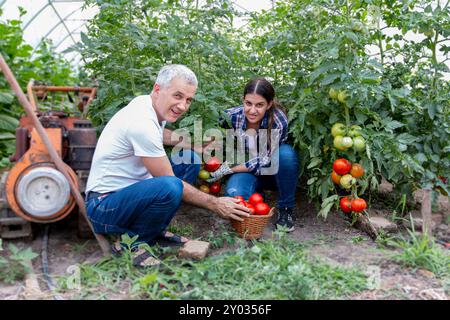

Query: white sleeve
[{"left": 126, "top": 119, "right": 166, "bottom": 157}]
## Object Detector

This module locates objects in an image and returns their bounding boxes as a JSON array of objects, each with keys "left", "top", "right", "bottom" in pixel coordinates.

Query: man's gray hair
[{"left": 155, "top": 64, "right": 198, "bottom": 88}]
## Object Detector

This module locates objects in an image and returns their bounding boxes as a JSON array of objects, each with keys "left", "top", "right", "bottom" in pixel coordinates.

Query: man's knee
[{"left": 159, "top": 176, "right": 183, "bottom": 203}]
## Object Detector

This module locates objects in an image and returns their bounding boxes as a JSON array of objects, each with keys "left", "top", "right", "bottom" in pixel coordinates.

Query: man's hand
[
  {"left": 207, "top": 161, "right": 233, "bottom": 183},
  {"left": 212, "top": 197, "right": 250, "bottom": 221}
]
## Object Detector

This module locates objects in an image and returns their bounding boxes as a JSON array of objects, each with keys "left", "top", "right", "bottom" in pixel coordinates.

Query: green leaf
[
  {"left": 397, "top": 133, "right": 417, "bottom": 145},
  {"left": 0, "top": 92, "right": 14, "bottom": 104},
  {"left": 139, "top": 272, "right": 158, "bottom": 287},
  {"left": 426, "top": 103, "right": 436, "bottom": 120},
  {"left": 307, "top": 157, "right": 322, "bottom": 169},
  {"left": 0, "top": 132, "right": 15, "bottom": 140},
  {"left": 414, "top": 153, "right": 427, "bottom": 164},
  {"left": 385, "top": 120, "right": 404, "bottom": 131},
  {"left": 317, "top": 195, "right": 338, "bottom": 219},
  {"left": 0, "top": 115, "right": 19, "bottom": 132}
]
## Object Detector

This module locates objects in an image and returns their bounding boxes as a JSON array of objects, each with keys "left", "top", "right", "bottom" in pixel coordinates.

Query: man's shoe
[{"left": 275, "top": 207, "right": 295, "bottom": 232}]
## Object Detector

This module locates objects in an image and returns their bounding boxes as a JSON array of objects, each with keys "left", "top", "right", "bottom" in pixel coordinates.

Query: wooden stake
[{"left": 421, "top": 189, "right": 433, "bottom": 237}]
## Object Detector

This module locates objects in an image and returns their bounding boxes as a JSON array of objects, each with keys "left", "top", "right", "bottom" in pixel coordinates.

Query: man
[{"left": 85, "top": 64, "right": 250, "bottom": 267}]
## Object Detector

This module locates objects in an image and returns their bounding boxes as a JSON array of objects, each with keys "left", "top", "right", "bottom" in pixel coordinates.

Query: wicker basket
[{"left": 231, "top": 208, "right": 275, "bottom": 240}]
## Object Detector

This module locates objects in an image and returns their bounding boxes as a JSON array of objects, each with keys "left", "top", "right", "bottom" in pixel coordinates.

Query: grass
[
  {"left": 386, "top": 228, "right": 450, "bottom": 278},
  {"left": 56, "top": 231, "right": 368, "bottom": 300},
  {"left": 167, "top": 221, "right": 195, "bottom": 239}
]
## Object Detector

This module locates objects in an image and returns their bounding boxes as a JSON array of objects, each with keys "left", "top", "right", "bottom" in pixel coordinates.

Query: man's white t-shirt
[{"left": 86, "top": 95, "right": 166, "bottom": 194}]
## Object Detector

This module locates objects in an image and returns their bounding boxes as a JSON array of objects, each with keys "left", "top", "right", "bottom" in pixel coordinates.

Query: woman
[{"left": 208, "top": 77, "right": 299, "bottom": 231}]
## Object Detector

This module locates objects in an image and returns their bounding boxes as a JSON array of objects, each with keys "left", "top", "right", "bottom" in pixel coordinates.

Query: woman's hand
[{"left": 207, "top": 161, "right": 233, "bottom": 182}]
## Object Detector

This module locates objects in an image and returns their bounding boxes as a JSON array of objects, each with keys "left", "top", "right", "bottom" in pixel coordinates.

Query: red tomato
[
  {"left": 254, "top": 202, "right": 270, "bottom": 215},
  {"left": 350, "top": 163, "right": 365, "bottom": 178},
  {"left": 209, "top": 182, "right": 221, "bottom": 194},
  {"left": 333, "top": 158, "right": 352, "bottom": 175},
  {"left": 340, "top": 197, "right": 352, "bottom": 213},
  {"left": 331, "top": 170, "right": 341, "bottom": 184},
  {"left": 351, "top": 198, "right": 367, "bottom": 212},
  {"left": 248, "top": 193, "right": 264, "bottom": 206},
  {"left": 245, "top": 203, "right": 255, "bottom": 214},
  {"left": 204, "top": 157, "right": 221, "bottom": 172}
]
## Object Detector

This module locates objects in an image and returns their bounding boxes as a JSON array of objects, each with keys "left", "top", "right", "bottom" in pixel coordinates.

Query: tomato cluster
[
  {"left": 197, "top": 156, "right": 222, "bottom": 194},
  {"left": 331, "top": 158, "right": 367, "bottom": 216},
  {"left": 326, "top": 92, "right": 370, "bottom": 218},
  {"left": 234, "top": 193, "right": 271, "bottom": 215},
  {"left": 331, "top": 122, "right": 366, "bottom": 153}
]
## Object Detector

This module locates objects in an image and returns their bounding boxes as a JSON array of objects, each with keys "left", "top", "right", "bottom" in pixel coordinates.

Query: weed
[
  {"left": 204, "top": 226, "right": 238, "bottom": 249},
  {"left": 0, "top": 242, "right": 38, "bottom": 284},
  {"left": 351, "top": 235, "right": 365, "bottom": 244},
  {"left": 389, "top": 226, "right": 450, "bottom": 278},
  {"left": 167, "top": 222, "right": 194, "bottom": 238}
]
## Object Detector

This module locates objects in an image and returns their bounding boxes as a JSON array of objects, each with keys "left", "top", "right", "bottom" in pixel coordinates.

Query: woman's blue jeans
[
  {"left": 224, "top": 144, "right": 299, "bottom": 209},
  {"left": 86, "top": 150, "right": 201, "bottom": 244}
]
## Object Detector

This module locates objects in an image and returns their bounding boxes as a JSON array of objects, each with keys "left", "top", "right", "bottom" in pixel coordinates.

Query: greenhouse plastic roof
[{"left": 0, "top": 0, "right": 273, "bottom": 66}]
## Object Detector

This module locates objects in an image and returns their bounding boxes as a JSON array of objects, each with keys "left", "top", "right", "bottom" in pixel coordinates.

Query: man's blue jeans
[
  {"left": 86, "top": 150, "right": 201, "bottom": 244},
  {"left": 224, "top": 144, "right": 299, "bottom": 209}
]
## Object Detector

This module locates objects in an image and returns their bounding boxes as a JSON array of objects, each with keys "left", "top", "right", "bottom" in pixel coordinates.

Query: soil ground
[{"left": 0, "top": 189, "right": 449, "bottom": 300}]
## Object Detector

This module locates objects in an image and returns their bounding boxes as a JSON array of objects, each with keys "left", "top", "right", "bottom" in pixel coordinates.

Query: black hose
[{"left": 41, "top": 225, "right": 64, "bottom": 300}]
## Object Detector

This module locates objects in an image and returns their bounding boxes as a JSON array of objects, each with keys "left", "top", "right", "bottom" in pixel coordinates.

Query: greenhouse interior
[{"left": 0, "top": 0, "right": 449, "bottom": 302}]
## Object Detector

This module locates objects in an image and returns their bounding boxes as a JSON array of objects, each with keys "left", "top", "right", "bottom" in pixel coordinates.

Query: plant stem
[
  {"left": 344, "top": 103, "right": 351, "bottom": 127},
  {"left": 376, "top": 8, "right": 384, "bottom": 65}
]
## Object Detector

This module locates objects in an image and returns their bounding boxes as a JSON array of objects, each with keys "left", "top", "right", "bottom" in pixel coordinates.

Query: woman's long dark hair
[{"left": 243, "top": 77, "right": 285, "bottom": 149}]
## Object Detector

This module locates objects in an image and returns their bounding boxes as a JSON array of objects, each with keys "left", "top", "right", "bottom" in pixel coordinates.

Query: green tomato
[
  {"left": 349, "top": 125, "right": 362, "bottom": 137},
  {"left": 333, "top": 135, "right": 346, "bottom": 151},
  {"left": 353, "top": 136, "right": 366, "bottom": 152},
  {"left": 198, "top": 169, "right": 210, "bottom": 180},
  {"left": 340, "top": 174, "right": 356, "bottom": 189},
  {"left": 351, "top": 21, "right": 364, "bottom": 32},
  {"left": 424, "top": 30, "right": 434, "bottom": 38},
  {"left": 341, "top": 136, "right": 353, "bottom": 149},
  {"left": 337, "top": 90, "right": 347, "bottom": 103},
  {"left": 331, "top": 122, "right": 346, "bottom": 137},
  {"left": 329, "top": 88, "right": 338, "bottom": 100}
]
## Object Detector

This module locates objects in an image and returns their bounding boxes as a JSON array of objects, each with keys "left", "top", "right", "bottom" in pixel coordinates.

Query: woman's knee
[
  {"left": 224, "top": 173, "right": 256, "bottom": 197},
  {"left": 278, "top": 144, "right": 299, "bottom": 166}
]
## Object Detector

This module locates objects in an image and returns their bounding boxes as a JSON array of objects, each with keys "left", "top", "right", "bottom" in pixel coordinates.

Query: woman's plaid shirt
[{"left": 223, "top": 106, "right": 288, "bottom": 175}]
